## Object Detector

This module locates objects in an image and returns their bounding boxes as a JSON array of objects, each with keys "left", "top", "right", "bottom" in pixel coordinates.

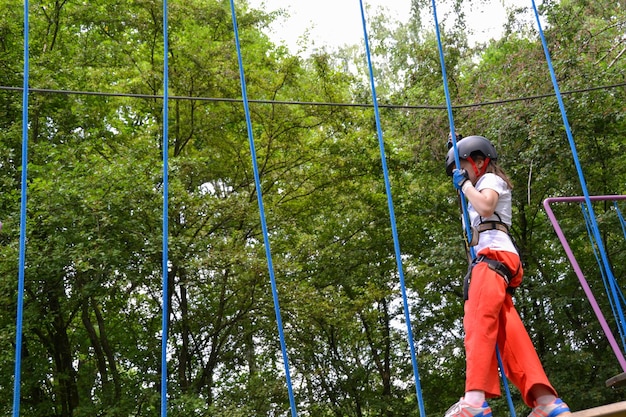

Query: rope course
[{"left": 9, "top": 0, "right": 625, "bottom": 415}]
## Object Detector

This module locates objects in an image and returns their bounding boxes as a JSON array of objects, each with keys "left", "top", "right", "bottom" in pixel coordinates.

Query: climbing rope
[
  {"left": 530, "top": 0, "right": 617, "bottom": 313},
  {"left": 581, "top": 202, "right": 626, "bottom": 353},
  {"left": 161, "top": 0, "right": 170, "bottom": 415},
  {"left": 430, "top": 1, "right": 516, "bottom": 415},
  {"left": 616, "top": 201, "right": 626, "bottom": 239},
  {"left": 358, "top": 1, "right": 426, "bottom": 415},
  {"left": 13, "top": 1, "right": 30, "bottom": 416},
  {"left": 228, "top": 2, "right": 298, "bottom": 416},
  {"left": 531, "top": 0, "right": 626, "bottom": 365}
]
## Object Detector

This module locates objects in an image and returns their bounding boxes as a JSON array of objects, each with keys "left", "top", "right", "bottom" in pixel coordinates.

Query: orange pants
[{"left": 464, "top": 248, "right": 557, "bottom": 406}]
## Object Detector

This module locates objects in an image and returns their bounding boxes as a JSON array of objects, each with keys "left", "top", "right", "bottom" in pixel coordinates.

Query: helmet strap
[{"left": 467, "top": 157, "right": 491, "bottom": 179}]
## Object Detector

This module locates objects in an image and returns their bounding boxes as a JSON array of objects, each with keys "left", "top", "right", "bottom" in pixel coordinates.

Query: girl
[{"left": 444, "top": 135, "right": 570, "bottom": 417}]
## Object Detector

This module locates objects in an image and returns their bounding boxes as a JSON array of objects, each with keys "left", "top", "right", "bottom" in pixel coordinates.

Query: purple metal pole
[{"left": 543, "top": 195, "right": 626, "bottom": 372}]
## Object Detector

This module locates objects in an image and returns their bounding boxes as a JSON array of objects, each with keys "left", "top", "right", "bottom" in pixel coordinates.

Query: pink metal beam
[{"left": 543, "top": 195, "right": 626, "bottom": 372}]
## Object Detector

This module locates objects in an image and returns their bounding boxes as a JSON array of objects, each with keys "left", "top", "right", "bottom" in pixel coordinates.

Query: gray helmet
[{"left": 445, "top": 135, "right": 497, "bottom": 176}]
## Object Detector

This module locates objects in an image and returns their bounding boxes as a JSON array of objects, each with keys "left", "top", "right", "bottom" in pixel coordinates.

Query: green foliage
[{"left": 0, "top": 0, "right": 625, "bottom": 415}]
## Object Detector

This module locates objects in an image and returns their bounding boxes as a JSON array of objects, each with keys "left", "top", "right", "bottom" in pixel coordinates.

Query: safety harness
[
  {"left": 463, "top": 218, "right": 520, "bottom": 300},
  {"left": 476, "top": 221, "right": 509, "bottom": 234}
]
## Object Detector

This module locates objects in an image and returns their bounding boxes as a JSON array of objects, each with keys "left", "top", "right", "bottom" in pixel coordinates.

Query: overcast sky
[{"left": 247, "top": 0, "right": 534, "bottom": 54}]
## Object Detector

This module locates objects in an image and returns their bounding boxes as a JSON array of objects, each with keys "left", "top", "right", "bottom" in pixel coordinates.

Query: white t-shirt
[{"left": 468, "top": 173, "right": 517, "bottom": 255}]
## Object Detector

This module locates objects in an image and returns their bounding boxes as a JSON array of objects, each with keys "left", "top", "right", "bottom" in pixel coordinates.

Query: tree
[{"left": 1, "top": 0, "right": 625, "bottom": 415}]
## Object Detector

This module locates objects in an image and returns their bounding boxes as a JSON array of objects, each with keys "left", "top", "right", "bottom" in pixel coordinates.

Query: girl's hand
[{"left": 452, "top": 169, "right": 470, "bottom": 190}]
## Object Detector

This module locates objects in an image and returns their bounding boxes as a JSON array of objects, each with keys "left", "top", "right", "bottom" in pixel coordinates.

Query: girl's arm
[{"left": 462, "top": 182, "right": 499, "bottom": 217}]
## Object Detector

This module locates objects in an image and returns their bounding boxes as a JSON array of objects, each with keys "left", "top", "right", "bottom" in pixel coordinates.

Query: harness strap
[
  {"left": 463, "top": 255, "right": 516, "bottom": 300},
  {"left": 474, "top": 255, "right": 513, "bottom": 285},
  {"left": 476, "top": 221, "right": 509, "bottom": 234},
  {"left": 475, "top": 219, "right": 522, "bottom": 278},
  {"left": 468, "top": 221, "right": 509, "bottom": 247}
]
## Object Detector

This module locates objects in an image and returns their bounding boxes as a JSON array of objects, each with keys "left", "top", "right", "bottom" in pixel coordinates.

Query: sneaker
[
  {"left": 444, "top": 398, "right": 493, "bottom": 417},
  {"left": 528, "top": 399, "right": 571, "bottom": 417}
]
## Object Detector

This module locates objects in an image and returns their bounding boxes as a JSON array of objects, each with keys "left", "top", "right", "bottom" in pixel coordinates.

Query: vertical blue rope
[
  {"left": 430, "top": 0, "right": 472, "bottom": 254},
  {"left": 228, "top": 2, "right": 298, "bottom": 416},
  {"left": 357, "top": 2, "right": 426, "bottom": 415},
  {"left": 430, "top": 1, "right": 515, "bottom": 415},
  {"left": 613, "top": 202, "right": 626, "bottom": 317},
  {"left": 581, "top": 203, "right": 626, "bottom": 352},
  {"left": 161, "top": 0, "right": 170, "bottom": 415},
  {"left": 615, "top": 201, "right": 626, "bottom": 240},
  {"left": 529, "top": 0, "right": 626, "bottom": 347},
  {"left": 13, "top": 1, "right": 30, "bottom": 416}
]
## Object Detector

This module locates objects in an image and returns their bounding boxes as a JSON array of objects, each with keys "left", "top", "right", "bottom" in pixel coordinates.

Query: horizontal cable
[{"left": 0, "top": 81, "right": 625, "bottom": 110}]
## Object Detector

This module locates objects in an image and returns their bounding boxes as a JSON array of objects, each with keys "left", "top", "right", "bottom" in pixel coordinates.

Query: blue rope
[
  {"left": 430, "top": 2, "right": 516, "bottom": 415},
  {"left": 613, "top": 202, "right": 626, "bottom": 315},
  {"left": 530, "top": 0, "right": 626, "bottom": 350},
  {"left": 228, "top": 2, "right": 298, "bottom": 416},
  {"left": 615, "top": 201, "right": 626, "bottom": 241},
  {"left": 581, "top": 203, "right": 626, "bottom": 352},
  {"left": 13, "top": 1, "right": 30, "bottom": 415},
  {"left": 161, "top": 0, "right": 170, "bottom": 415},
  {"left": 429, "top": 0, "right": 472, "bottom": 255},
  {"left": 357, "top": 2, "right": 426, "bottom": 415}
]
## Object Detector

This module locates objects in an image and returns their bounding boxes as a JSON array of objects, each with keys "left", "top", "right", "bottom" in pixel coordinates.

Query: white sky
[{"left": 247, "top": 0, "right": 534, "bottom": 54}]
